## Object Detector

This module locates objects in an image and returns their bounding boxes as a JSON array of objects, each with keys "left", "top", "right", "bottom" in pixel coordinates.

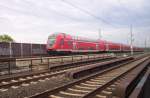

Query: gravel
[{"left": 0, "top": 75, "right": 72, "bottom": 98}]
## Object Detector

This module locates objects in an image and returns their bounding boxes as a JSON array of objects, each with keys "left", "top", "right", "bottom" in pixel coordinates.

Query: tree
[{"left": 0, "top": 34, "right": 14, "bottom": 42}]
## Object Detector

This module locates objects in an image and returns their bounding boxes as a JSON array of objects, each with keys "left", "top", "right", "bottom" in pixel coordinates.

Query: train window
[
  {"left": 48, "top": 36, "right": 56, "bottom": 46},
  {"left": 60, "top": 39, "right": 64, "bottom": 45},
  {"left": 68, "top": 41, "right": 72, "bottom": 46},
  {"left": 49, "top": 39, "right": 55, "bottom": 44},
  {"left": 73, "top": 42, "right": 76, "bottom": 49}
]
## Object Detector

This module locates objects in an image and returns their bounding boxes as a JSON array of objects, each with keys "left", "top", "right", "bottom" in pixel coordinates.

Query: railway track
[
  {"left": 26, "top": 56, "right": 150, "bottom": 98},
  {"left": 0, "top": 56, "right": 117, "bottom": 90}
]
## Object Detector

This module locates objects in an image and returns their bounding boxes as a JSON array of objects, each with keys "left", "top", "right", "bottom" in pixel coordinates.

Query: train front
[{"left": 46, "top": 34, "right": 57, "bottom": 54}]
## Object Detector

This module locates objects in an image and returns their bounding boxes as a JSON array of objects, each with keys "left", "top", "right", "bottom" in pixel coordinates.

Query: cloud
[{"left": 0, "top": 0, "right": 149, "bottom": 47}]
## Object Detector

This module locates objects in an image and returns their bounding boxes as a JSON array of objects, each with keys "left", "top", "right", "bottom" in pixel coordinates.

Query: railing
[{"left": 0, "top": 54, "right": 111, "bottom": 75}]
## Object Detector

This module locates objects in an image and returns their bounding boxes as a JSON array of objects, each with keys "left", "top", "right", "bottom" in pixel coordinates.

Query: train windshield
[{"left": 48, "top": 35, "right": 56, "bottom": 46}]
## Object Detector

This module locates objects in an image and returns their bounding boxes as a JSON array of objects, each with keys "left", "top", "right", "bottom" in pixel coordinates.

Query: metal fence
[
  {"left": 0, "top": 42, "right": 47, "bottom": 57},
  {"left": 0, "top": 54, "right": 111, "bottom": 75}
]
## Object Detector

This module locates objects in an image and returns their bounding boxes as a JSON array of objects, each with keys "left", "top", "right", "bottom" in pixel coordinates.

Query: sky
[{"left": 0, "top": 0, "right": 150, "bottom": 47}]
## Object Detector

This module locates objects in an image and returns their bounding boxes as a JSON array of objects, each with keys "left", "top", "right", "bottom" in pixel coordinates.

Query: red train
[{"left": 46, "top": 33, "right": 143, "bottom": 54}]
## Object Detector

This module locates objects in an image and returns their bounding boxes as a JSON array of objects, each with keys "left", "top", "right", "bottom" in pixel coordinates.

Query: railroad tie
[
  {"left": 19, "top": 78, "right": 26, "bottom": 81},
  {"left": 75, "top": 85, "right": 96, "bottom": 90},
  {"left": 105, "top": 75, "right": 116, "bottom": 77},
  {"left": 11, "top": 86, "right": 19, "bottom": 89},
  {"left": 26, "top": 77, "right": 32, "bottom": 79},
  {"left": 33, "top": 75, "right": 40, "bottom": 78},
  {"left": 21, "top": 83, "right": 29, "bottom": 87},
  {"left": 86, "top": 80, "right": 102, "bottom": 84},
  {"left": 0, "top": 88, "right": 8, "bottom": 92},
  {"left": 90, "top": 79, "right": 106, "bottom": 83},
  {"left": 38, "top": 79, "right": 45, "bottom": 82},
  {"left": 110, "top": 84, "right": 116, "bottom": 88},
  {"left": 68, "top": 88, "right": 90, "bottom": 93},
  {"left": 98, "top": 75, "right": 112, "bottom": 78},
  {"left": 114, "top": 81, "right": 120, "bottom": 85},
  {"left": 96, "top": 94, "right": 107, "bottom": 98},
  {"left": 45, "top": 73, "right": 50, "bottom": 75},
  {"left": 102, "top": 90, "right": 112, "bottom": 95},
  {"left": 40, "top": 74, "right": 45, "bottom": 76},
  {"left": 101, "top": 90, "right": 113, "bottom": 98},
  {"left": 80, "top": 83, "right": 101, "bottom": 87},
  {"left": 59, "top": 91, "right": 84, "bottom": 97},
  {"left": 11, "top": 80, "right": 18, "bottom": 82},
  {"left": 45, "top": 78, "right": 50, "bottom": 80},
  {"left": 50, "top": 95, "right": 64, "bottom": 98},
  {"left": 95, "top": 77, "right": 110, "bottom": 80},
  {"left": 90, "top": 79, "right": 102, "bottom": 82},
  {"left": 1, "top": 81, "right": 9, "bottom": 84},
  {"left": 30, "top": 81, "right": 37, "bottom": 84}
]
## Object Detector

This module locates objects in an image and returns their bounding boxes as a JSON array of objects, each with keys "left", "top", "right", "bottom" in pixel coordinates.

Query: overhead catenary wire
[
  {"left": 117, "top": 0, "right": 146, "bottom": 48},
  {"left": 117, "top": 0, "right": 142, "bottom": 27},
  {"left": 61, "top": 0, "right": 118, "bottom": 28},
  {"left": 61, "top": 0, "right": 142, "bottom": 47}
]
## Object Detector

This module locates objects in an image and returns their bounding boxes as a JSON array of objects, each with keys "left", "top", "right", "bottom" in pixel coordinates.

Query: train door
[
  {"left": 60, "top": 38, "right": 64, "bottom": 49},
  {"left": 73, "top": 42, "right": 76, "bottom": 50},
  {"left": 67, "top": 40, "right": 73, "bottom": 50},
  {"left": 106, "top": 43, "right": 109, "bottom": 51},
  {"left": 96, "top": 43, "right": 99, "bottom": 50},
  {"left": 99, "top": 41, "right": 105, "bottom": 51}
]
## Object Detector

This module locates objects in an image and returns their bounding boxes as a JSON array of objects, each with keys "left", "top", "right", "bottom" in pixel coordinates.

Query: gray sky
[{"left": 0, "top": 0, "right": 150, "bottom": 47}]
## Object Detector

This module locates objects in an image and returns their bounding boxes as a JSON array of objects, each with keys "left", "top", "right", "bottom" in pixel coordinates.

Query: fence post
[
  {"left": 30, "top": 59, "right": 33, "bottom": 71},
  {"left": 61, "top": 57, "right": 63, "bottom": 63},
  {"left": 8, "top": 61, "right": 11, "bottom": 75},
  {"left": 9, "top": 42, "right": 12, "bottom": 57},
  {"left": 88, "top": 55, "right": 89, "bottom": 60},
  {"left": 40, "top": 44, "right": 42, "bottom": 56},
  {"left": 48, "top": 58, "right": 50, "bottom": 69},
  {"left": 21, "top": 42, "right": 23, "bottom": 58},
  {"left": 40, "top": 56, "right": 43, "bottom": 63},
  {"left": 40, "top": 44, "right": 43, "bottom": 63},
  {"left": 72, "top": 56, "right": 73, "bottom": 62},
  {"left": 31, "top": 43, "right": 32, "bottom": 57},
  {"left": 81, "top": 56, "right": 82, "bottom": 61}
]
